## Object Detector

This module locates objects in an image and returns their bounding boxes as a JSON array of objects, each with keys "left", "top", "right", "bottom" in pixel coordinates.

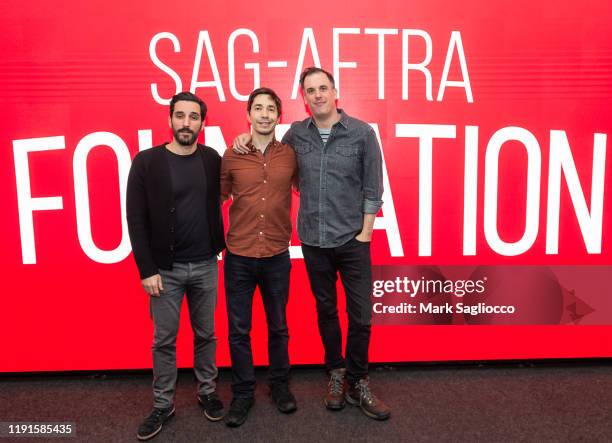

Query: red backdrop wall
[{"left": 1, "top": 0, "right": 611, "bottom": 372}]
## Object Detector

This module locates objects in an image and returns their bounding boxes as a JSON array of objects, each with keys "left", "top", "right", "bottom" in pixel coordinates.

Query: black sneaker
[
  {"left": 224, "top": 397, "right": 254, "bottom": 427},
  {"left": 136, "top": 406, "right": 175, "bottom": 441},
  {"left": 270, "top": 383, "right": 297, "bottom": 413},
  {"left": 198, "top": 391, "right": 225, "bottom": 421},
  {"left": 346, "top": 378, "right": 391, "bottom": 421}
]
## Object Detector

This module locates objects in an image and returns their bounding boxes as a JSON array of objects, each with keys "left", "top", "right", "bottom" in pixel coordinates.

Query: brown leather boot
[
  {"left": 324, "top": 368, "right": 347, "bottom": 410},
  {"left": 346, "top": 378, "right": 391, "bottom": 420}
]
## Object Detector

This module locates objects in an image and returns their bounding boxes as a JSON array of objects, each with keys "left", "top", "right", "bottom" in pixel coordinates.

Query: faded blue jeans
[{"left": 150, "top": 257, "right": 218, "bottom": 408}]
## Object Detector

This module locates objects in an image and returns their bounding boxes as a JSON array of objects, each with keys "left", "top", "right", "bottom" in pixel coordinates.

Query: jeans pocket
[{"left": 353, "top": 236, "right": 371, "bottom": 246}]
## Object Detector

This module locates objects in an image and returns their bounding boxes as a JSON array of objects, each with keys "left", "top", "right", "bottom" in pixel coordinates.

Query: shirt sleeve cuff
[{"left": 363, "top": 199, "right": 383, "bottom": 214}]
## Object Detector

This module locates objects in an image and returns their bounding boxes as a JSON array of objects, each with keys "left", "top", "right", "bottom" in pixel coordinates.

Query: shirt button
[
  {"left": 259, "top": 231, "right": 263, "bottom": 235},
  {"left": 261, "top": 197, "right": 265, "bottom": 201},
  {"left": 260, "top": 214, "right": 264, "bottom": 218},
  {"left": 263, "top": 180, "right": 267, "bottom": 184},
  {"left": 169, "top": 207, "right": 175, "bottom": 213},
  {"left": 264, "top": 163, "right": 267, "bottom": 167}
]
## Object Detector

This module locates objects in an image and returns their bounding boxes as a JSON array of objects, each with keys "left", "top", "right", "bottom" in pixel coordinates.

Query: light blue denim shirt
[{"left": 282, "top": 109, "right": 384, "bottom": 248}]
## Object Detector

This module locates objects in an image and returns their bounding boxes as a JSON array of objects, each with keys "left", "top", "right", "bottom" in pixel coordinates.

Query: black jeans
[
  {"left": 224, "top": 250, "right": 291, "bottom": 398},
  {"left": 301, "top": 238, "right": 373, "bottom": 384}
]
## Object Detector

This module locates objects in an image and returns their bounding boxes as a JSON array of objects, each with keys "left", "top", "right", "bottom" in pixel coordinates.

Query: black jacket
[{"left": 126, "top": 144, "right": 225, "bottom": 279}]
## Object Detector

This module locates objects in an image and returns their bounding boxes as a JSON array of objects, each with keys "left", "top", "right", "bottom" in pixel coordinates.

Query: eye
[{"left": 190, "top": 113, "right": 201, "bottom": 120}]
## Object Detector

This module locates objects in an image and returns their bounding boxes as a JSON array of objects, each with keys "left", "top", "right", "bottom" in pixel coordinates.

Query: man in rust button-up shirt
[
  {"left": 221, "top": 139, "right": 296, "bottom": 257},
  {"left": 220, "top": 87, "right": 298, "bottom": 427}
]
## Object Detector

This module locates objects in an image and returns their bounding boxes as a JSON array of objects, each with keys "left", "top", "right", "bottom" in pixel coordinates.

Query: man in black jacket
[{"left": 127, "top": 92, "right": 226, "bottom": 441}]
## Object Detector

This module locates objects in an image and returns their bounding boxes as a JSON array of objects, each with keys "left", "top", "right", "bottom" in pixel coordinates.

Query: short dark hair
[
  {"left": 169, "top": 91, "right": 207, "bottom": 119},
  {"left": 247, "top": 87, "right": 282, "bottom": 115},
  {"left": 299, "top": 66, "right": 335, "bottom": 90}
]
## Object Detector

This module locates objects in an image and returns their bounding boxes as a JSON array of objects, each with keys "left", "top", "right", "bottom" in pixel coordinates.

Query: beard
[{"left": 173, "top": 127, "right": 199, "bottom": 146}]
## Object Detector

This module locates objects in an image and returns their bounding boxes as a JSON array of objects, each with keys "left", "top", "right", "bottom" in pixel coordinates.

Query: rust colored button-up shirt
[{"left": 221, "top": 139, "right": 298, "bottom": 258}]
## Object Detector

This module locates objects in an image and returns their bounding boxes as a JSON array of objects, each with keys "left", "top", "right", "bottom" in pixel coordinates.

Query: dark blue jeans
[
  {"left": 224, "top": 250, "right": 291, "bottom": 398},
  {"left": 301, "top": 238, "right": 373, "bottom": 384}
]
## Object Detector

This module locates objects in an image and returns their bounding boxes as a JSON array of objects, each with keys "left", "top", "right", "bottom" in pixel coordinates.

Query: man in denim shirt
[{"left": 235, "top": 67, "right": 390, "bottom": 420}]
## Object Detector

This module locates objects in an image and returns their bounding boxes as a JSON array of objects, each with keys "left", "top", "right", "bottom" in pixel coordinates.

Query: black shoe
[
  {"left": 224, "top": 397, "right": 254, "bottom": 427},
  {"left": 137, "top": 406, "right": 175, "bottom": 441},
  {"left": 346, "top": 378, "right": 391, "bottom": 421},
  {"left": 198, "top": 391, "right": 225, "bottom": 421},
  {"left": 270, "top": 383, "right": 297, "bottom": 414}
]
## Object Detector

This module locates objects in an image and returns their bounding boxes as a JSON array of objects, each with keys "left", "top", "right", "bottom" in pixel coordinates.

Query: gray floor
[{"left": 1, "top": 363, "right": 610, "bottom": 442}]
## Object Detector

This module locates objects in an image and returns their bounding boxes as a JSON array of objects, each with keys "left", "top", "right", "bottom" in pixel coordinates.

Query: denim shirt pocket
[
  {"left": 335, "top": 145, "right": 359, "bottom": 157},
  {"left": 293, "top": 143, "right": 316, "bottom": 175},
  {"left": 334, "top": 144, "right": 361, "bottom": 176},
  {"left": 294, "top": 144, "right": 314, "bottom": 155}
]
